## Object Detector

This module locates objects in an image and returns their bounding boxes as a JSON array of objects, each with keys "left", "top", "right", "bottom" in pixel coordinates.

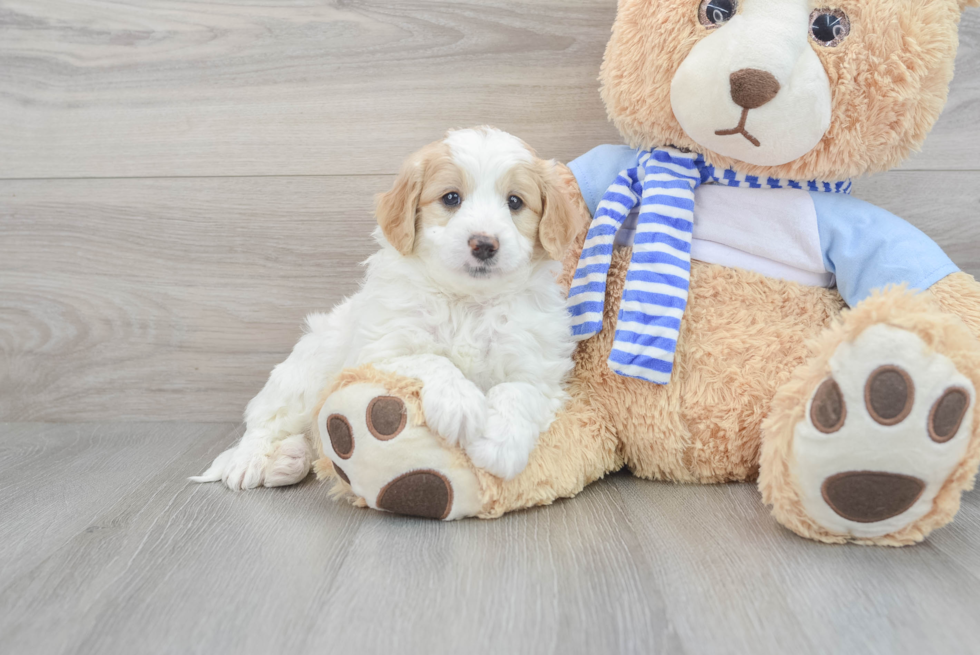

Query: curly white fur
[{"left": 192, "top": 127, "right": 576, "bottom": 488}]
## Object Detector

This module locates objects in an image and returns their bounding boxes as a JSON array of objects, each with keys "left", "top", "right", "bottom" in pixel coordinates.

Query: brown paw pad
[
  {"left": 376, "top": 470, "right": 453, "bottom": 520},
  {"left": 865, "top": 365, "right": 914, "bottom": 426},
  {"left": 327, "top": 414, "right": 354, "bottom": 459},
  {"left": 929, "top": 387, "right": 970, "bottom": 444},
  {"left": 821, "top": 471, "right": 925, "bottom": 523},
  {"left": 367, "top": 396, "right": 407, "bottom": 441},
  {"left": 811, "top": 377, "right": 846, "bottom": 433},
  {"left": 333, "top": 463, "right": 351, "bottom": 485}
]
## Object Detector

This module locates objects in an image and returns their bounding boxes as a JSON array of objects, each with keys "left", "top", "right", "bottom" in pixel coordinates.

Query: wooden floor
[
  {"left": 4, "top": 422, "right": 980, "bottom": 654},
  {"left": 2, "top": 2, "right": 980, "bottom": 654}
]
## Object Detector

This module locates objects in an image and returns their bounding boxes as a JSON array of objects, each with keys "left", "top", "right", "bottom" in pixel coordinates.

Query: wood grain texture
[
  {"left": 609, "top": 475, "right": 980, "bottom": 655},
  {"left": 3, "top": 171, "right": 979, "bottom": 422},
  {"left": 1, "top": 2, "right": 977, "bottom": 179},
  {"left": 0, "top": 0, "right": 621, "bottom": 179},
  {"left": 1, "top": 422, "right": 978, "bottom": 655},
  {"left": 0, "top": 175, "right": 379, "bottom": 422},
  {"left": 2, "top": 3, "right": 980, "bottom": 654},
  {"left": 0, "top": 423, "right": 679, "bottom": 655}
]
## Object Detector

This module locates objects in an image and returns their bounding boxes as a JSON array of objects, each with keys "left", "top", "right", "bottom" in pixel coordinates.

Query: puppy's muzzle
[{"left": 468, "top": 234, "right": 499, "bottom": 262}]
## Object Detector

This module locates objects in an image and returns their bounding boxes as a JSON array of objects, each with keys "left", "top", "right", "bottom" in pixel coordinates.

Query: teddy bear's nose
[{"left": 729, "top": 68, "right": 781, "bottom": 110}]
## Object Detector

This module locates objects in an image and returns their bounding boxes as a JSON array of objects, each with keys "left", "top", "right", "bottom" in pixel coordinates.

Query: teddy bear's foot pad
[
  {"left": 820, "top": 471, "right": 925, "bottom": 523},
  {"left": 316, "top": 381, "right": 483, "bottom": 520},
  {"left": 376, "top": 470, "right": 454, "bottom": 520},
  {"left": 794, "top": 324, "right": 975, "bottom": 539}
]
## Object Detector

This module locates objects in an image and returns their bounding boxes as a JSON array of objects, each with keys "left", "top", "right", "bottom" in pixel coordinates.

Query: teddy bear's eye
[
  {"left": 698, "top": 0, "right": 737, "bottom": 28},
  {"left": 809, "top": 8, "right": 850, "bottom": 47}
]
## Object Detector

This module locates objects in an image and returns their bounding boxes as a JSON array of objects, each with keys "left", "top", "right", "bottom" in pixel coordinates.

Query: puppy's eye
[
  {"left": 698, "top": 0, "right": 736, "bottom": 28},
  {"left": 507, "top": 195, "right": 524, "bottom": 211},
  {"left": 442, "top": 192, "right": 461, "bottom": 208},
  {"left": 809, "top": 8, "right": 849, "bottom": 47}
]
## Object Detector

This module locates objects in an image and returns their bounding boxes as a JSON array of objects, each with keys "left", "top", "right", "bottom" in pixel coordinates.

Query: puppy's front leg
[
  {"left": 192, "top": 305, "right": 352, "bottom": 490},
  {"left": 375, "top": 354, "right": 487, "bottom": 447},
  {"left": 466, "top": 382, "right": 564, "bottom": 480}
]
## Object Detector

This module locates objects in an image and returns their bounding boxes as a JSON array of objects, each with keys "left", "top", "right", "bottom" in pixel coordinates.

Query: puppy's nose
[
  {"left": 468, "top": 234, "right": 499, "bottom": 262},
  {"left": 729, "top": 68, "right": 781, "bottom": 110}
]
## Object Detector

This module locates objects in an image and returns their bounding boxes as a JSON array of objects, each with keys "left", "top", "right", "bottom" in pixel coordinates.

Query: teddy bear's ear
[{"left": 961, "top": 0, "right": 979, "bottom": 10}]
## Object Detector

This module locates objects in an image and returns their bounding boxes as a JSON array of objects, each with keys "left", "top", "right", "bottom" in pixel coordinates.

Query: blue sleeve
[
  {"left": 567, "top": 144, "right": 640, "bottom": 216},
  {"left": 812, "top": 192, "right": 959, "bottom": 307}
]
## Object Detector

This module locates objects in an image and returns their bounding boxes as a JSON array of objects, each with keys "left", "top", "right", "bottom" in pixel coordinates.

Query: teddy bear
[{"left": 312, "top": 0, "right": 980, "bottom": 546}]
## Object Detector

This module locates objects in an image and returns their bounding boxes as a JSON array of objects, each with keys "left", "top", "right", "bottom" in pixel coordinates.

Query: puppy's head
[{"left": 375, "top": 127, "right": 580, "bottom": 285}]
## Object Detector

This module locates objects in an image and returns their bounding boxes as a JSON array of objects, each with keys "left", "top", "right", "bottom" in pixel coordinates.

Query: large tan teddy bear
[{"left": 314, "top": 0, "right": 980, "bottom": 545}]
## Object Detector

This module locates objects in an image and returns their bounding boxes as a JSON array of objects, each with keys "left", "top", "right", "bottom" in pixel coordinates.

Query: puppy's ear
[
  {"left": 376, "top": 151, "right": 426, "bottom": 255},
  {"left": 537, "top": 161, "right": 587, "bottom": 261}
]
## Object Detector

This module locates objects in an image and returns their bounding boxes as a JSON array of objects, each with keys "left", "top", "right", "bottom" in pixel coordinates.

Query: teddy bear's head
[{"left": 600, "top": 0, "right": 978, "bottom": 180}]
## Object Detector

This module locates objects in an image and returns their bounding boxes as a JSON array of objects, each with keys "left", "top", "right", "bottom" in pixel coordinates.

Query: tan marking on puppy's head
[
  {"left": 414, "top": 146, "right": 470, "bottom": 233},
  {"left": 375, "top": 141, "right": 457, "bottom": 254},
  {"left": 499, "top": 160, "right": 583, "bottom": 262},
  {"left": 536, "top": 161, "right": 584, "bottom": 260},
  {"left": 380, "top": 127, "right": 583, "bottom": 284}
]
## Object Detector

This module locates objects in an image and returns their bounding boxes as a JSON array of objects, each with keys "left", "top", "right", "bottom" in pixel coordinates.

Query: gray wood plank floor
[
  {"left": 3, "top": 2, "right": 980, "bottom": 654},
  {"left": 2, "top": 422, "right": 979, "bottom": 655}
]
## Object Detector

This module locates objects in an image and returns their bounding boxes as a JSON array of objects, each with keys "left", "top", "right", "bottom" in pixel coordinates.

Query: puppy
[{"left": 192, "top": 127, "right": 583, "bottom": 488}]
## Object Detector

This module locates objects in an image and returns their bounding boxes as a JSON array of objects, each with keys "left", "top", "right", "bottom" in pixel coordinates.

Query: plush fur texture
[
  {"left": 759, "top": 288, "right": 980, "bottom": 545},
  {"left": 204, "top": 0, "right": 980, "bottom": 547},
  {"left": 601, "top": 0, "right": 966, "bottom": 180},
  {"left": 192, "top": 127, "right": 585, "bottom": 487},
  {"left": 670, "top": 0, "right": 834, "bottom": 166},
  {"left": 313, "top": 360, "right": 622, "bottom": 519},
  {"left": 556, "top": 211, "right": 846, "bottom": 484},
  {"left": 930, "top": 272, "right": 980, "bottom": 341},
  {"left": 313, "top": 365, "right": 427, "bottom": 502}
]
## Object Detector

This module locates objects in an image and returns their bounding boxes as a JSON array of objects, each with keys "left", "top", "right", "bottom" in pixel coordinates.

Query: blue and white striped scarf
[{"left": 567, "top": 147, "right": 852, "bottom": 384}]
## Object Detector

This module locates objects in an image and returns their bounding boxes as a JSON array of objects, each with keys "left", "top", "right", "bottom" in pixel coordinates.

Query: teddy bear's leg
[
  {"left": 760, "top": 285, "right": 980, "bottom": 545},
  {"left": 313, "top": 365, "right": 482, "bottom": 520},
  {"left": 313, "top": 365, "right": 621, "bottom": 520},
  {"left": 929, "top": 272, "right": 980, "bottom": 341},
  {"left": 477, "top": 385, "right": 622, "bottom": 518}
]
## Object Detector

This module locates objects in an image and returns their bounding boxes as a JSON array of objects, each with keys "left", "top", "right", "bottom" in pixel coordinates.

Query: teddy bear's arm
[
  {"left": 812, "top": 192, "right": 959, "bottom": 308},
  {"left": 928, "top": 272, "right": 980, "bottom": 342}
]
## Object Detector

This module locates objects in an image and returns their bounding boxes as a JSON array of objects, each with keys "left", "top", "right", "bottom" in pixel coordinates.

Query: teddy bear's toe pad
[
  {"left": 793, "top": 324, "right": 975, "bottom": 539},
  {"left": 327, "top": 414, "right": 354, "bottom": 459},
  {"left": 865, "top": 365, "right": 914, "bottom": 425},
  {"left": 332, "top": 463, "right": 351, "bottom": 484},
  {"left": 316, "top": 381, "right": 483, "bottom": 520},
  {"left": 376, "top": 470, "right": 453, "bottom": 520},
  {"left": 821, "top": 471, "right": 925, "bottom": 523}
]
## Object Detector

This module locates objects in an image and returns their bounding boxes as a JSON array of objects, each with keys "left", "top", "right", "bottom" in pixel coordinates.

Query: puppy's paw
[
  {"left": 465, "top": 411, "right": 538, "bottom": 480},
  {"left": 264, "top": 434, "right": 314, "bottom": 487},
  {"left": 420, "top": 377, "right": 487, "bottom": 447},
  {"left": 190, "top": 434, "right": 312, "bottom": 490}
]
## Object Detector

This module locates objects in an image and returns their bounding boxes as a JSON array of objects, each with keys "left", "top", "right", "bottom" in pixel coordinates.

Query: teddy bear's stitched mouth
[{"left": 714, "top": 107, "right": 761, "bottom": 147}]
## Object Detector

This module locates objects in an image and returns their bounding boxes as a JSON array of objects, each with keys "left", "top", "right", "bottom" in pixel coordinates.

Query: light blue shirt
[{"left": 568, "top": 145, "right": 958, "bottom": 307}]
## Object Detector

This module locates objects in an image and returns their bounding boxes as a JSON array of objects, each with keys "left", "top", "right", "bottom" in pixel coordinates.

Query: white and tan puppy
[{"left": 193, "top": 127, "right": 582, "bottom": 488}]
